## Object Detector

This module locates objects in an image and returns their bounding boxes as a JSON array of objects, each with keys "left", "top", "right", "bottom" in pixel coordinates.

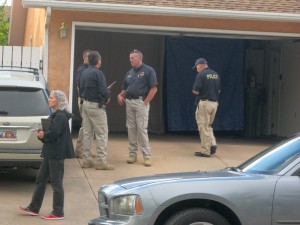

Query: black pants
[{"left": 28, "top": 158, "right": 65, "bottom": 216}]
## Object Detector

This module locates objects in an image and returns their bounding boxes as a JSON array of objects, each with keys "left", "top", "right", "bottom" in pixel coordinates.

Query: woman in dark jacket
[{"left": 18, "top": 90, "right": 75, "bottom": 220}]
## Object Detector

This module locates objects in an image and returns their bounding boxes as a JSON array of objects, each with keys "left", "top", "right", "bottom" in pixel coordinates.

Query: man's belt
[
  {"left": 83, "top": 98, "right": 99, "bottom": 103},
  {"left": 200, "top": 99, "right": 218, "bottom": 102},
  {"left": 126, "top": 95, "right": 143, "bottom": 100}
]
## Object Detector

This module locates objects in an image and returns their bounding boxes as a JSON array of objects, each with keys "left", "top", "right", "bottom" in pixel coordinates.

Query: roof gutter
[{"left": 22, "top": 0, "right": 300, "bottom": 23}]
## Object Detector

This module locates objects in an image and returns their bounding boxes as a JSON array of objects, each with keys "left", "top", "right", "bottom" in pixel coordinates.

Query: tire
[{"left": 164, "top": 208, "right": 231, "bottom": 225}]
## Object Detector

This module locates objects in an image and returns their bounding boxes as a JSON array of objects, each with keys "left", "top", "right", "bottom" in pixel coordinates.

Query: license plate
[{"left": 0, "top": 129, "right": 17, "bottom": 141}]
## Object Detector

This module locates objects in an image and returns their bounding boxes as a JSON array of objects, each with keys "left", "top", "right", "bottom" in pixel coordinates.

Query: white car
[{"left": 0, "top": 66, "right": 51, "bottom": 168}]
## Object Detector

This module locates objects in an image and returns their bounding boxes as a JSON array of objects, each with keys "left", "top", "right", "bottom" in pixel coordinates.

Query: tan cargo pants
[
  {"left": 82, "top": 101, "right": 108, "bottom": 163},
  {"left": 74, "top": 97, "right": 83, "bottom": 156},
  {"left": 195, "top": 100, "right": 218, "bottom": 155},
  {"left": 125, "top": 98, "right": 151, "bottom": 159}
]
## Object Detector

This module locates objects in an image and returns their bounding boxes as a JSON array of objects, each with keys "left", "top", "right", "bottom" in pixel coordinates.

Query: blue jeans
[{"left": 28, "top": 158, "right": 65, "bottom": 216}]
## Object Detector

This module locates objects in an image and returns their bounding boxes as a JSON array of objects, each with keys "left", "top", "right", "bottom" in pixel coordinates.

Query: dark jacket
[{"left": 40, "top": 110, "right": 75, "bottom": 159}]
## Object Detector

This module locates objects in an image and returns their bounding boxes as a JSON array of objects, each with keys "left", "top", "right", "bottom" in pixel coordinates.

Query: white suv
[{"left": 0, "top": 66, "right": 51, "bottom": 168}]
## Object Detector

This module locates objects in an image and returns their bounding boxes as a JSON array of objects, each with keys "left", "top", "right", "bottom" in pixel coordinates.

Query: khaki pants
[
  {"left": 125, "top": 98, "right": 151, "bottom": 159},
  {"left": 195, "top": 100, "right": 218, "bottom": 155},
  {"left": 74, "top": 97, "right": 83, "bottom": 155},
  {"left": 82, "top": 101, "right": 108, "bottom": 163}
]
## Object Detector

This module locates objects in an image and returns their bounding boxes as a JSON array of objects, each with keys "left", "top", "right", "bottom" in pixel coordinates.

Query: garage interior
[{"left": 71, "top": 27, "right": 300, "bottom": 138}]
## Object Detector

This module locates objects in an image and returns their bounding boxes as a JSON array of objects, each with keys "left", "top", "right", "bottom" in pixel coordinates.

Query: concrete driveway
[{"left": 0, "top": 133, "right": 276, "bottom": 225}]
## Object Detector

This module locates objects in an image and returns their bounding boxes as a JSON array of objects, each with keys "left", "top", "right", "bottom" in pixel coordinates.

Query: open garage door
[{"left": 71, "top": 24, "right": 300, "bottom": 137}]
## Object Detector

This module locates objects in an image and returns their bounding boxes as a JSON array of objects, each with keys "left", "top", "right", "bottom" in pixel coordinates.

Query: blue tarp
[{"left": 165, "top": 36, "right": 244, "bottom": 131}]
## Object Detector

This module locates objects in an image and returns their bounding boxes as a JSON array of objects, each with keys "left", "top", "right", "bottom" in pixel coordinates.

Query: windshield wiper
[{"left": 0, "top": 111, "right": 8, "bottom": 115}]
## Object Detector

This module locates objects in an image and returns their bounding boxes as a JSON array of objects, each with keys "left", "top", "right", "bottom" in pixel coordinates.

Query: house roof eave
[{"left": 22, "top": 0, "right": 300, "bottom": 23}]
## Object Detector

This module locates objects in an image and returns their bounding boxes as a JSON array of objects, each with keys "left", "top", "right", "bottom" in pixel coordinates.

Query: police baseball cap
[{"left": 192, "top": 58, "right": 207, "bottom": 69}]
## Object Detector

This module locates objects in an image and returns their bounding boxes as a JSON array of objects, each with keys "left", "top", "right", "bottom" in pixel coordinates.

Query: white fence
[{"left": 0, "top": 46, "right": 43, "bottom": 69}]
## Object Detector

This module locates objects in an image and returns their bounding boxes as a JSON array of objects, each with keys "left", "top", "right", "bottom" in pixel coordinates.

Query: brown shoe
[
  {"left": 144, "top": 158, "right": 152, "bottom": 167},
  {"left": 75, "top": 151, "right": 83, "bottom": 159},
  {"left": 82, "top": 160, "right": 93, "bottom": 168},
  {"left": 127, "top": 155, "right": 137, "bottom": 164},
  {"left": 95, "top": 163, "right": 115, "bottom": 170}
]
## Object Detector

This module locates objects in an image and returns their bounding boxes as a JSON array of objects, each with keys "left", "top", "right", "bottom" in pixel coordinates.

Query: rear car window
[{"left": 0, "top": 87, "right": 50, "bottom": 116}]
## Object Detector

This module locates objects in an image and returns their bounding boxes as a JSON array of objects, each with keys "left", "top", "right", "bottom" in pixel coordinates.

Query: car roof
[{"left": 0, "top": 67, "right": 47, "bottom": 89}]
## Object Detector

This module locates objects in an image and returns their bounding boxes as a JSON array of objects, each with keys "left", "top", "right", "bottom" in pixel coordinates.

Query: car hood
[{"left": 115, "top": 169, "right": 245, "bottom": 189}]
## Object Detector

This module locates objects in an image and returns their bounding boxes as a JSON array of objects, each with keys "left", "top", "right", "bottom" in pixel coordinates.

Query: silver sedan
[{"left": 89, "top": 133, "right": 300, "bottom": 225}]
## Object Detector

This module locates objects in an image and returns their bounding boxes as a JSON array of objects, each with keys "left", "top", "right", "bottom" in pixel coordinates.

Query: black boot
[
  {"left": 194, "top": 152, "right": 210, "bottom": 157},
  {"left": 211, "top": 145, "right": 217, "bottom": 155}
]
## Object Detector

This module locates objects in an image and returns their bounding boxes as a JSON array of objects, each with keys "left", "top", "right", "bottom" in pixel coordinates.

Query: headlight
[{"left": 111, "top": 195, "right": 143, "bottom": 215}]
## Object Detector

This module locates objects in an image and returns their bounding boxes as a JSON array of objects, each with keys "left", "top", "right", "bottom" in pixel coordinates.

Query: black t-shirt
[{"left": 193, "top": 67, "right": 221, "bottom": 101}]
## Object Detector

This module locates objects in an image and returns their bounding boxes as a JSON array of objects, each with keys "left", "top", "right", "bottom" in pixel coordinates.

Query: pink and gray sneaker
[
  {"left": 18, "top": 206, "right": 39, "bottom": 216},
  {"left": 41, "top": 213, "right": 64, "bottom": 220}
]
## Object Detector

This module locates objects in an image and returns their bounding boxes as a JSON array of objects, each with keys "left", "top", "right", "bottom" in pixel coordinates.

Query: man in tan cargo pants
[
  {"left": 117, "top": 49, "right": 158, "bottom": 167},
  {"left": 80, "top": 51, "right": 114, "bottom": 170},
  {"left": 192, "top": 58, "right": 221, "bottom": 157},
  {"left": 74, "top": 49, "right": 91, "bottom": 158}
]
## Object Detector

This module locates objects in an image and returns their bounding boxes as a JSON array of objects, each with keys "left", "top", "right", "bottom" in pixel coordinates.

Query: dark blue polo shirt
[
  {"left": 76, "top": 63, "right": 89, "bottom": 96},
  {"left": 193, "top": 67, "right": 221, "bottom": 101},
  {"left": 76, "top": 63, "right": 89, "bottom": 88},
  {"left": 80, "top": 65, "right": 110, "bottom": 100},
  {"left": 123, "top": 63, "right": 158, "bottom": 97}
]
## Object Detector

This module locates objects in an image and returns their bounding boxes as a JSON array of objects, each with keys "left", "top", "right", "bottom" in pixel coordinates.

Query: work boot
[
  {"left": 95, "top": 163, "right": 115, "bottom": 170},
  {"left": 82, "top": 159, "right": 94, "bottom": 168},
  {"left": 194, "top": 152, "right": 210, "bottom": 157},
  {"left": 211, "top": 145, "right": 217, "bottom": 155},
  {"left": 127, "top": 155, "right": 137, "bottom": 164},
  {"left": 75, "top": 150, "right": 83, "bottom": 159},
  {"left": 144, "top": 158, "right": 152, "bottom": 167}
]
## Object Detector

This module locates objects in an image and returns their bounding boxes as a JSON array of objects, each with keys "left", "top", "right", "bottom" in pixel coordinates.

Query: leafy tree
[{"left": 0, "top": 0, "right": 9, "bottom": 45}]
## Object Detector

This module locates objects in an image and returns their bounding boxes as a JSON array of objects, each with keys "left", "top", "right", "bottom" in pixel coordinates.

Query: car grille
[{"left": 99, "top": 192, "right": 109, "bottom": 218}]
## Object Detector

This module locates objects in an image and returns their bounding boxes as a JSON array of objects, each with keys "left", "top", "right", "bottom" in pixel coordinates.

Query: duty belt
[
  {"left": 126, "top": 95, "right": 143, "bottom": 100},
  {"left": 200, "top": 99, "right": 218, "bottom": 102},
  {"left": 83, "top": 98, "right": 99, "bottom": 103}
]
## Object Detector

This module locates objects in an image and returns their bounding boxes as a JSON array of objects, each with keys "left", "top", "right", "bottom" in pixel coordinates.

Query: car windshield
[
  {"left": 0, "top": 87, "right": 50, "bottom": 116},
  {"left": 238, "top": 135, "right": 300, "bottom": 175}
]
